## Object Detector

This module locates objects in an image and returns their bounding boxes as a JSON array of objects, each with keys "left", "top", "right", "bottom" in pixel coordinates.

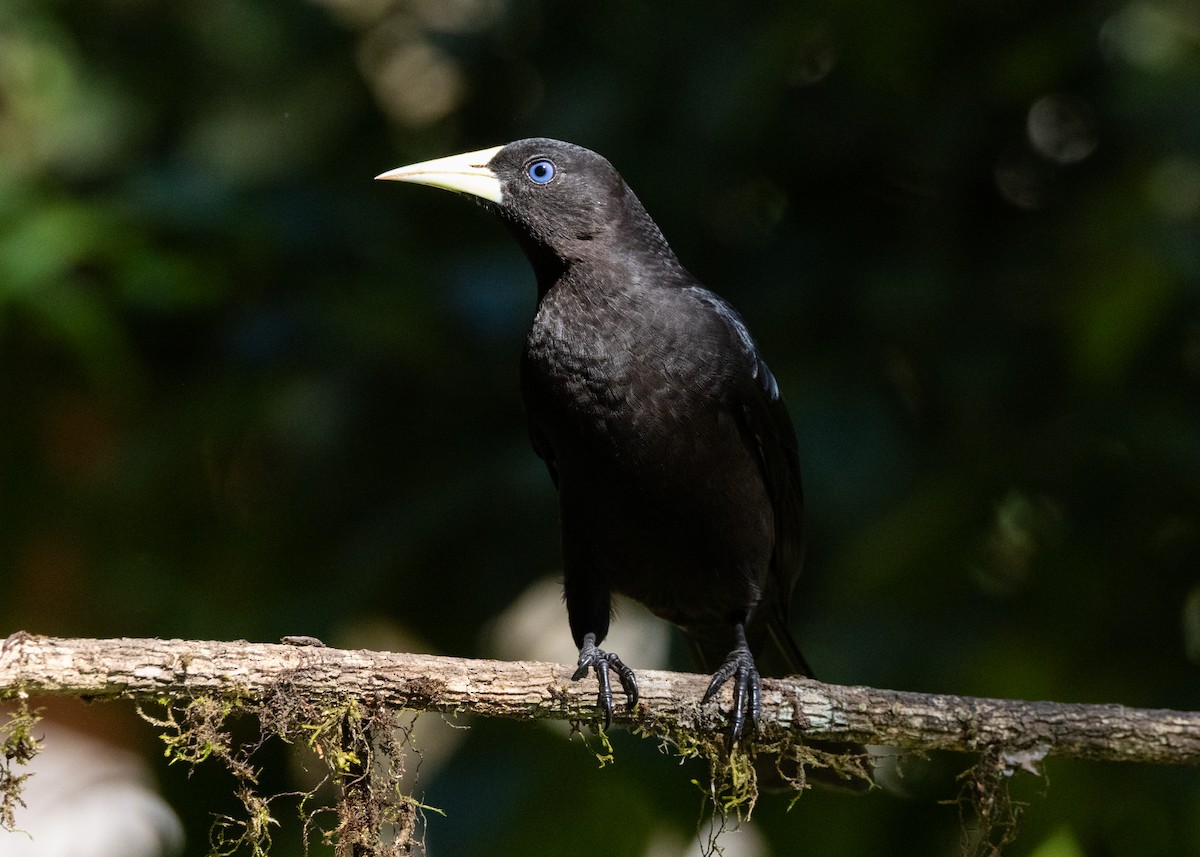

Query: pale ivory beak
[{"left": 375, "top": 145, "right": 505, "bottom": 204}]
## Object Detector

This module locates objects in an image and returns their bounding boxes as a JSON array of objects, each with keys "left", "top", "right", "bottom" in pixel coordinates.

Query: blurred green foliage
[{"left": 1, "top": 0, "right": 1198, "bottom": 855}]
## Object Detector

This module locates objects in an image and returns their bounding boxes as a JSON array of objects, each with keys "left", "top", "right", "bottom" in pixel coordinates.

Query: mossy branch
[{"left": 2, "top": 632, "right": 1197, "bottom": 766}]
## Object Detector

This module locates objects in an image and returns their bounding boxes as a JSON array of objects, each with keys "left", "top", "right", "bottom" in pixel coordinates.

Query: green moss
[
  {"left": 632, "top": 709, "right": 876, "bottom": 854},
  {"left": 0, "top": 697, "right": 43, "bottom": 832},
  {"left": 137, "top": 686, "right": 436, "bottom": 856},
  {"left": 569, "top": 719, "right": 617, "bottom": 768}
]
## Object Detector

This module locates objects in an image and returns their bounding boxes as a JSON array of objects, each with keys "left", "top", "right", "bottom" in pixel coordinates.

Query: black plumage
[{"left": 378, "top": 139, "right": 814, "bottom": 742}]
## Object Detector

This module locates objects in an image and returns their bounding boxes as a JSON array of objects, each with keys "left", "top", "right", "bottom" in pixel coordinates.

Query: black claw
[
  {"left": 749, "top": 669, "right": 763, "bottom": 730},
  {"left": 702, "top": 661, "right": 735, "bottom": 705},
  {"left": 702, "top": 626, "right": 762, "bottom": 748},
  {"left": 610, "top": 654, "right": 639, "bottom": 708},
  {"left": 573, "top": 633, "right": 638, "bottom": 729},
  {"left": 730, "top": 666, "right": 747, "bottom": 742},
  {"left": 596, "top": 657, "right": 614, "bottom": 726}
]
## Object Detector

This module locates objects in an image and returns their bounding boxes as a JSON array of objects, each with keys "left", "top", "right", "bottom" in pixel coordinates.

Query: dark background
[{"left": 2, "top": 0, "right": 1198, "bottom": 854}]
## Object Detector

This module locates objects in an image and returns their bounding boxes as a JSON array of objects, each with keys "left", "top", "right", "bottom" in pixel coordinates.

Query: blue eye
[{"left": 527, "top": 159, "right": 555, "bottom": 184}]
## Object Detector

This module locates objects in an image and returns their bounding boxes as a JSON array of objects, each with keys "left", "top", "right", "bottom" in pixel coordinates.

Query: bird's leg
[
  {"left": 701, "top": 622, "right": 762, "bottom": 748},
  {"left": 572, "top": 631, "right": 639, "bottom": 729}
]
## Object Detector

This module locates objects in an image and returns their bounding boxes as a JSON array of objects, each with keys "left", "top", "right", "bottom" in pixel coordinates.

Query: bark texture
[{"left": 2, "top": 633, "right": 1197, "bottom": 765}]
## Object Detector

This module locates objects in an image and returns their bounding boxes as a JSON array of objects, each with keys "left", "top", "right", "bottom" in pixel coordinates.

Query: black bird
[{"left": 377, "top": 139, "right": 814, "bottom": 743}]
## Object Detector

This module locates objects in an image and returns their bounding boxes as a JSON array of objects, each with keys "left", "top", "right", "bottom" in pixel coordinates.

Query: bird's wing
[{"left": 687, "top": 287, "right": 812, "bottom": 677}]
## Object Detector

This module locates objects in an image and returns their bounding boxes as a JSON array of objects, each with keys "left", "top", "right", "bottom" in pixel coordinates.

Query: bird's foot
[
  {"left": 701, "top": 641, "right": 762, "bottom": 749},
  {"left": 572, "top": 633, "right": 638, "bottom": 729}
]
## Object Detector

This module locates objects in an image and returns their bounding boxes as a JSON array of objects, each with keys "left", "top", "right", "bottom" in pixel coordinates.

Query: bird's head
[{"left": 377, "top": 138, "right": 674, "bottom": 277}]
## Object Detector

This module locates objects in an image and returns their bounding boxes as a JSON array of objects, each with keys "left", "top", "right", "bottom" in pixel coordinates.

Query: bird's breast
[
  {"left": 520, "top": 278, "right": 775, "bottom": 622},
  {"left": 522, "top": 285, "right": 727, "bottom": 462}
]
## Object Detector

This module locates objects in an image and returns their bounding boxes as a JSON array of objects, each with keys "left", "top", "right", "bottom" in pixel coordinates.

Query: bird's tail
[
  {"left": 683, "top": 610, "right": 812, "bottom": 680},
  {"left": 762, "top": 610, "right": 815, "bottom": 678}
]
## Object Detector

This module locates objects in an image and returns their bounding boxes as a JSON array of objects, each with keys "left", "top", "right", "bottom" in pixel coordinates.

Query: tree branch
[{"left": 1, "top": 633, "right": 1196, "bottom": 766}]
